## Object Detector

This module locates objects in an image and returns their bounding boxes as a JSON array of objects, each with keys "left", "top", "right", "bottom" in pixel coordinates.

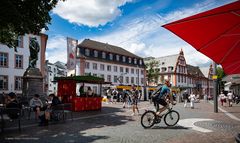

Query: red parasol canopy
[{"left": 163, "top": 1, "right": 240, "bottom": 75}]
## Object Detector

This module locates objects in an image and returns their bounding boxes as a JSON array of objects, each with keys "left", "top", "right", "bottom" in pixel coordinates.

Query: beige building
[{"left": 144, "top": 49, "right": 214, "bottom": 97}]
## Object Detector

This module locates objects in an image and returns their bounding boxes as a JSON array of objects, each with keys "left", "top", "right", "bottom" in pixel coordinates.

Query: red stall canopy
[{"left": 163, "top": 1, "right": 240, "bottom": 75}]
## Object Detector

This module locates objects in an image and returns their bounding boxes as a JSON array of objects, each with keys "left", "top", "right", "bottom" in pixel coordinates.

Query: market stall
[{"left": 54, "top": 75, "right": 110, "bottom": 111}]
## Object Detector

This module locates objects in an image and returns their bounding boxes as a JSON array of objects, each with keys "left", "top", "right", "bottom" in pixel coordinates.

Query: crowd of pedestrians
[{"left": 103, "top": 85, "right": 142, "bottom": 116}]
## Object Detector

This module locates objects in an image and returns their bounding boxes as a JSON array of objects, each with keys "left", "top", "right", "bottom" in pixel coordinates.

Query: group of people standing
[{"left": 105, "top": 86, "right": 141, "bottom": 116}]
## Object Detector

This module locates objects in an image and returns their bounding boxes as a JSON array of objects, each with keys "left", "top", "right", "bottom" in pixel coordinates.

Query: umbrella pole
[{"left": 213, "top": 62, "right": 218, "bottom": 113}]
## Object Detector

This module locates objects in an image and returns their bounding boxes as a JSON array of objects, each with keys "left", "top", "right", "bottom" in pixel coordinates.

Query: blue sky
[{"left": 45, "top": 0, "right": 236, "bottom": 67}]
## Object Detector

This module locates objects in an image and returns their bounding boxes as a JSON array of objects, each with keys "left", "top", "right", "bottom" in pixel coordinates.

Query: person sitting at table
[
  {"left": 79, "top": 83, "right": 85, "bottom": 96},
  {"left": 6, "top": 92, "right": 21, "bottom": 119},
  {"left": 29, "top": 94, "right": 44, "bottom": 119},
  {"left": 87, "top": 87, "right": 93, "bottom": 97},
  {"left": 39, "top": 94, "right": 61, "bottom": 126}
]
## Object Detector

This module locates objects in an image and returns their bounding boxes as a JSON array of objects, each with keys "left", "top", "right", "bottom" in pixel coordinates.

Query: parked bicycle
[{"left": 141, "top": 103, "right": 180, "bottom": 128}]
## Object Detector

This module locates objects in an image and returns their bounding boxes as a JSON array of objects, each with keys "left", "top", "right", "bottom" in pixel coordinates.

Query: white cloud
[
  {"left": 46, "top": 35, "right": 67, "bottom": 63},
  {"left": 53, "top": 0, "right": 133, "bottom": 27},
  {"left": 88, "top": 0, "right": 234, "bottom": 67}
]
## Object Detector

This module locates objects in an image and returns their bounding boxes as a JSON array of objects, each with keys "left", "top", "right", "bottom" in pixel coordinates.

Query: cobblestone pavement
[{"left": 0, "top": 100, "right": 239, "bottom": 143}]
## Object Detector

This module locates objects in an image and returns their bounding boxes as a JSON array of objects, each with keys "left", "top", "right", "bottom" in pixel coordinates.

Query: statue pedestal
[{"left": 22, "top": 68, "right": 44, "bottom": 99}]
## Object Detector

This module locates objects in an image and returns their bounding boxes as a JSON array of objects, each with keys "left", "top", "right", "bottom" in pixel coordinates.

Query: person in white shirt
[
  {"left": 29, "top": 94, "right": 43, "bottom": 119},
  {"left": 189, "top": 93, "right": 196, "bottom": 109},
  {"left": 227, "top": 91, "right": 233, "bottom": 107},
  {"left": 219, "top": 92, "right": 226, "bottom": 106}
]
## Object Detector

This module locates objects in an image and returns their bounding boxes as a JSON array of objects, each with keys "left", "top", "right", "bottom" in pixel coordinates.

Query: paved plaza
[{"left": 0, "top": 100, "right": 240, "bottom": 143}]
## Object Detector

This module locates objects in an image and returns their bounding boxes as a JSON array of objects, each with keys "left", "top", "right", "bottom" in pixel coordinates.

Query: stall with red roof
[{"left": 54, "top": 75, "right": 109, "bottom": 111}]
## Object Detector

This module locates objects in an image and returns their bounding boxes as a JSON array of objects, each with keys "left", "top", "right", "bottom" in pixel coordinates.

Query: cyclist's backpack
[{"left": 151, "top": 86, "right": 162, "bottom": 100}]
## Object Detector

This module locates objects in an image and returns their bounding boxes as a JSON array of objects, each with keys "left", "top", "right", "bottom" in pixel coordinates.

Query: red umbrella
[{"left": 163, "top": 1, "right": 240, "bottom": 75}]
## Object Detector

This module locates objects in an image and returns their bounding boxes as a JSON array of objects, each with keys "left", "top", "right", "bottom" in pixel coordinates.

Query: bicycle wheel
[
  {"left": 164, "top": 110, "right": 180, "bottom": 126},
  {"left": 141, "top": 110, "right": 156, "bottom": 128}
]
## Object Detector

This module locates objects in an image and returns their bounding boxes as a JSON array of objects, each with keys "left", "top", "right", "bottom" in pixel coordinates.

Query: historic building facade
[
  {"left": 0, "top": 34, "right": 48, "bottom": 95},
  {"left": 144, "top": 49, "right": 214, "bottom": 97},
  {"left": 45, "top": 61, "right": 67, "bottom": 95},
  {"left": 74, "top": 39, "right": 146, "bottom": 94}
]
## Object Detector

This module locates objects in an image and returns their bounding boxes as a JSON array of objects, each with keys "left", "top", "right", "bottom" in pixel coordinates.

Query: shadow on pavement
[
  {"left": 151, "top": 125, "right": 189, "bottom": 130},
  {"left": 0, "top": 106, "right": 133, "bottom": 143}
]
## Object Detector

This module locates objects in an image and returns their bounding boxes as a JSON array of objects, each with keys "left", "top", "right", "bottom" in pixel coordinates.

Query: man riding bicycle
[{"left": 153, "top": 79, "right": 175, "bottom": 117}]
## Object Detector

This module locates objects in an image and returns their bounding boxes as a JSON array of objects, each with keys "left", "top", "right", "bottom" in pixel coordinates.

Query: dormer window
[
  {"left": 139, "top": 59, "right": 142, "bottom": 65},
  {"left": 128, "top": 57, "right": 132, "bottom": 63},
  {"left": 109, "top": 53, "right": 113, "bottom": 60},
  {"left": 116, "top": 55, "right": 120, "bottom": 61},
  {"left": 102, "top": 52, "right": 106, "bottom": 59},
  {"left": 85, "top": 49, "right": 90, "bottom": 56},
  {"left": 94, "top": 50, "right": 98, "bottom": 57},
  {"left": 134, "top": 58, "right": 137, "bottom": 64},
  {"left": 122, "top": 56, "right": 126, "bottom": 62}
]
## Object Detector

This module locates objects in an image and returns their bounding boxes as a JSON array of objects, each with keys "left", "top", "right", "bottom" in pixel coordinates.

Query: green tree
[
  {"left": 145, "top": 60, "right": 159, "bottom": 85},
  {"left": 216, "top": 66, "right": 226, "bottom": 92},
  {"left": 0, "top": 0, "right": 61, "bottom": 51}
]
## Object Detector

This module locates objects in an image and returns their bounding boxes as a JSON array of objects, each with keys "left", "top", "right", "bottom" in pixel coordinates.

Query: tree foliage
[
  {"left": 145, "top": 60, "right": 159, "bottom": 85},
  {"left": 0, "top": 0, "right": 61, "bottom": 50},
  {"left": 216, "top": 66, "right": 225, "bottom": 92}
]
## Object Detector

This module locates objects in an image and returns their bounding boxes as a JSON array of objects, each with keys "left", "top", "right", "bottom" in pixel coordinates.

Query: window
[
  {"left": 113, "top": 66, "right": 118, "bottom": 72},
  {"left": 125, "top": 68, "right": 129, "bottom": 73},
  {"left": 85, "top": 62, "right": 90, "bottom": 69},
  {"left": 116, "top": 55, "right": 120, "bottom": 61},
  {"left": 134, "top": 58, "right": 137, "bottom": 64},
  {"left": 107, "top": 75, "right": 111, "bottom": 82},
  {"left": 131, "top": 77, "right": 134, "bottom": 84},
  {"left": 120, "top": 67, "right": 123, "bottom": 72},
  {"left": 136, "top": 69, "right": 139, "bottom": 74},
  {"left": 119, "top": 76, "right": 123, "bottom": 83},
  {"left": 141, "top": 78, "right": 144, "bottom": 84},
  {"left": 100, "top": 74, "right": 104, "bottom": 78},
  {"left": 131, "top": 68, "right": 134, "bottom": 74},
  {"left": 0, "top": 52, "right": 8, "bottom": 67},
  {"left": 93, "top": 63, "right": 97, "bottom": 70},
  {"left": 94, "top": 50, "right": 98, "bottom": 57},
  {"left": 178, "top": 75, "right": 180, "bottom": 82},
  {"left": 15, "top": 76, "right": 22, "bottom": 90},
  {"left": 107, "top": 65, "right": 111, "bottom": 71},
  {"left": 109, "top": 53, "right": 113, "bottom": 60},
  {"left": 93, "top": 73, "right": 97, "bottom": 77},
  {"left": 136, "top": 77, "right": 139, "bottom": 84},
  {"left": 128, "top": 57, "right": 132, "bottom": 63},
  {"left": 16, "top": 36, "right": 23, "bottom": 48},
  {"left": 114, "top": 76, "right": 118, "bottom": 82},
  {"left": 141, "top": 70, "right": 144, "bottom": 75},
  {"left": 122, "top": 56, "right": 126, "bottom": 62},
  {"left": 102, "top": 52, "right": 106, "bottom": 59},
  {"left": 139, "top": 59, "right": 142, "bottom": 65},
  {"left": 126, "top": 77, "right": 129, "bottom": 84},
  {"left": 100, "top": 64, "right": 105, "bottom": 71},
  {"left": 0, "top": 75, "right": 8, "bottom": 90},
  {"left": 15, "top": 55, "right": 23, "bottom": 68},
  {"left": 168, "top": 66, "right": 174, "bottom": 72},
  {"left": 85, "top": 49, "right": 90, "bottom": 56},
  {"left": 161, "top": 67, "right": 167, "bottom": 72}
]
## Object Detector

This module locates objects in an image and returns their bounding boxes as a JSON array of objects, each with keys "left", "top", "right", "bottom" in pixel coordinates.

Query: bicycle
[{"left": 141, "top": 103, "right": 180, "bottom": 128}]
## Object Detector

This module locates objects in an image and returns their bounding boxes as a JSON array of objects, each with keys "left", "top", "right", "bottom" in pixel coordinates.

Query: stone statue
[{"left": 29, "top": 37, "right": 40, "bottom": 68}]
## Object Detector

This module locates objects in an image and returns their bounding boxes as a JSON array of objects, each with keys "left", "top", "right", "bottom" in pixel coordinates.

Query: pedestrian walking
[
  {"left": 131, "top": 86, "right": 139, "bottom": 116},
  {"left": 227, "top": 91, "right": 233, "bottom": 107},
  {"left": 189, "top": 93, "right": 196, "bottom": 109},
  {"left": 219, "top": 92, "right": 226, "bottom": 106},
  {"left": 183, "top": 91, "right": 189, "bottom": 108}
]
